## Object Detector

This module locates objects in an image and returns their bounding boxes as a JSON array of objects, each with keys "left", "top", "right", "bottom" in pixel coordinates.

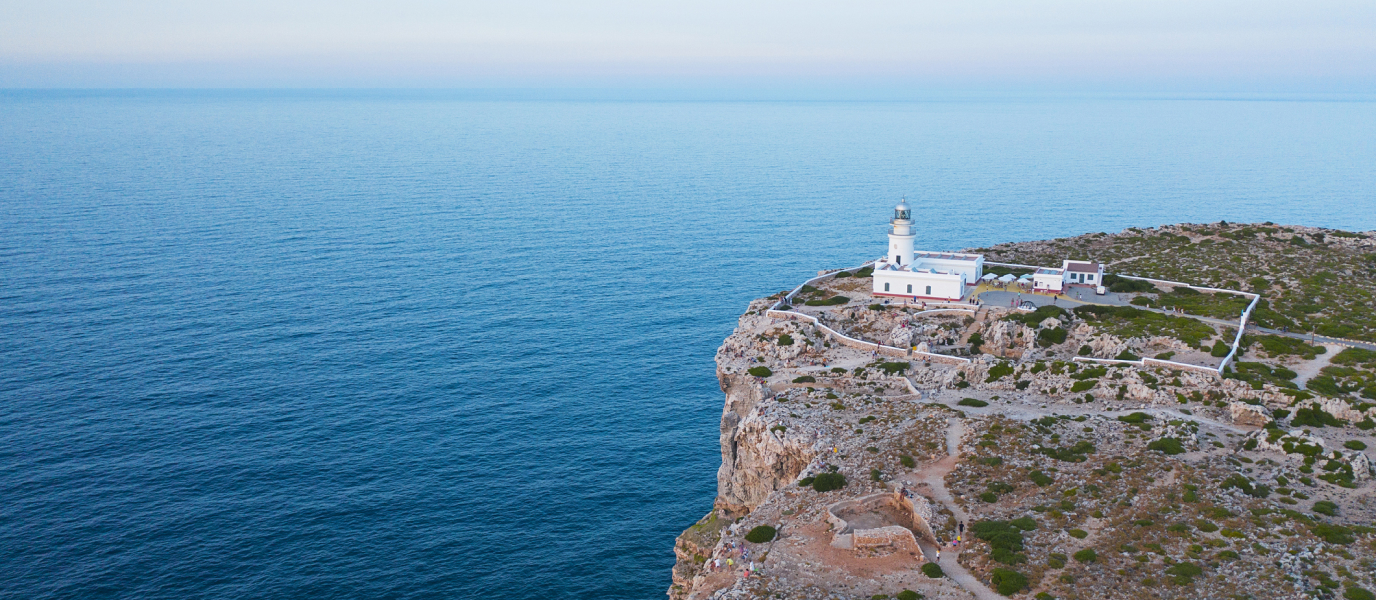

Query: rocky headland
[{"left": 671, "top": 222, "right": 1376, "bottom": 600}]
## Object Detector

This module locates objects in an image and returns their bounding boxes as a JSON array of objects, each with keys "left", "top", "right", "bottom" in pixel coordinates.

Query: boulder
[{"left": 1229, "top": 402, "right": 1271, "bottom": 427}]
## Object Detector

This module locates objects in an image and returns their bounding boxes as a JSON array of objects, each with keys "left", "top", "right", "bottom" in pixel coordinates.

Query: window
[
  {"left": 907, "top": 284, "right": 912, "bottom": 293},
  {"left": 925, "top": 286, "right": 932, "bottom": 295},
  {"left": 884, "top": 282, "right": 890, "bottom": 292},
  {"left": 1087, "top": 274, "right": 1095, "bottom": 281}
]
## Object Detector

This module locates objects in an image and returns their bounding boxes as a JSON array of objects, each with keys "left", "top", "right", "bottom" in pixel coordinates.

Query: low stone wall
[
  {"left": 766, "top": 309, "right": 970, "bottom": 365},
  {"left": 1071, "top": 355, "right": 1222, "bottom": 376},
  {"left": 825, "top": 491, "right": 935, "bottom": 555}
]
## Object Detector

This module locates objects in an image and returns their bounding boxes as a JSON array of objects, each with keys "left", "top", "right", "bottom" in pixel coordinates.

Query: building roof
[
  {"left": 1065, "top": 261, "right": 1100, "bottom": 273},
  {"left": 1036, "top": 268, "right": 1063, "bottom": 275},
  {"left": 914, "top": 251, "right": 981, "bottom": 262}
]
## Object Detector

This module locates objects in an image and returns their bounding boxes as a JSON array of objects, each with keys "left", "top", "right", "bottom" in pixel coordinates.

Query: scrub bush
[
  {"left": 744, "top": 525, "right": 777, "bottom": 543},
  {"left": 811, "top": 472, "right": 846, "bottom": 492},
  {"left": 989, "top": 568, "right": 1028, "bottom": 596}
]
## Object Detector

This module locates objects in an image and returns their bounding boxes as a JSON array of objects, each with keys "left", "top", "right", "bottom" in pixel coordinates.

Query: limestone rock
[{"left": 1229, "top": 402, "right": 1271, "bottom": 427}]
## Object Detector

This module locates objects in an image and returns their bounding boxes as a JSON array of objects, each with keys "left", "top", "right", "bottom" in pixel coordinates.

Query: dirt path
[
  {"left": 1290, "top": 343, "right": 1344, "bottom": 388},
  {"left": 906, "top": 418, "right": 1003, "bottom": 600}
]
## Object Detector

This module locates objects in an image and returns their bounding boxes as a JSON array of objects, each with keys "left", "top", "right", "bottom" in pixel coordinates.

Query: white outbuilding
[
  {"left": 1031, "top": 260, "right": 1105, "bottom": 293},
  {"left": 871, "top": 201, "right": 984, "bottom": 301}
]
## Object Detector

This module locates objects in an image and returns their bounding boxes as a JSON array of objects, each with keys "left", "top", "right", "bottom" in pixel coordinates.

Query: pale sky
[{"left": 3, "top": 0, "right": 1375, "bottom": 89}]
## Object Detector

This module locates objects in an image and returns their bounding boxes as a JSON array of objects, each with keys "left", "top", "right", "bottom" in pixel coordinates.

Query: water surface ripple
[{"left": 1, "top": 93, "right": 1374, "bottom": 599}]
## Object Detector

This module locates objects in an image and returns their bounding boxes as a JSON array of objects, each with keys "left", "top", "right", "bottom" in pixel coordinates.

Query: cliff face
[
  {"left": 715, "top": 370, "right": 815, "bottom": 515},
  {"left": 669, "top": 367, "right": 816, "bottom": 599}
]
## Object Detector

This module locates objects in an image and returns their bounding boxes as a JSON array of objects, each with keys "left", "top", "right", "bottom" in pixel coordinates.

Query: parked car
[{"left": 1095, "top": 285, "right": 1107, "bottom": 295}]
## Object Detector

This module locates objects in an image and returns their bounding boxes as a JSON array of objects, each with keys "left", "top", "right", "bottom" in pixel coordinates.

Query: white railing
[
  {"left": 1112, "top": 274, "right": 1259, "bottom": 375},
  {"left": 765, "top": 262, "right": 971, "bottom": 365}
]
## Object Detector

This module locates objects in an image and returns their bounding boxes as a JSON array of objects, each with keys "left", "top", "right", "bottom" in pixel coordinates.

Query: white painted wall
[{"left": 874, "top": 271, "right": 965, "bottom": 300}]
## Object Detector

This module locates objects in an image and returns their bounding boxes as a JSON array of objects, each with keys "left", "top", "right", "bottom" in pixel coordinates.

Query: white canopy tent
[{"left": 998, "top": 274, "right": 1017, "bottom": 283}]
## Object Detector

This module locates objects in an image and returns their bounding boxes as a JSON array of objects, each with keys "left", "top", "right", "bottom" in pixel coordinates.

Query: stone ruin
[{"left": 824, "top": 491, "right": 935, "bottom": 556}]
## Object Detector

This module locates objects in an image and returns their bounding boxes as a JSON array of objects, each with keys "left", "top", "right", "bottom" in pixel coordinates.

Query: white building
[
  {"left": 1031, "top": 260, "right": 1104, "bottom": 293},
  {"left": 1032, "top": 267, "right": 1065, "bottom": 293},
  {"left": 1063, "top": 260, "right": 1104, "bottom": 287},
  {"left": 871, "top": 201, "right": 984, "bottom": 301}
]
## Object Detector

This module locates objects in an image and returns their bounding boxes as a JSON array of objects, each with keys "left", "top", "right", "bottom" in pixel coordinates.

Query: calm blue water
[{"left": 2, "top": 91, "right": 1374, "bottom": 600}]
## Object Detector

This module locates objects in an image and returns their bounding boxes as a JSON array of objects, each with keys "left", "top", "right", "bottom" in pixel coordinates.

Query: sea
[{"left": 2, "top": 91, "right": 1374, "bottom": 600}]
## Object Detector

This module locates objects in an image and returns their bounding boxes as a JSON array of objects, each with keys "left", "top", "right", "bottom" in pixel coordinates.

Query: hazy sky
[{"left": 3, "top": 0, "right": 1375, "bottom": 89}]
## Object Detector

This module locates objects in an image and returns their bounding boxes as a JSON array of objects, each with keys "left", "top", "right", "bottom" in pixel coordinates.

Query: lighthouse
[
  {"left": 887, "top": 200, "right": 915, "bottom": 266},
  {"left": 872, "top": 200, "right": 985, "bottom": 301}
]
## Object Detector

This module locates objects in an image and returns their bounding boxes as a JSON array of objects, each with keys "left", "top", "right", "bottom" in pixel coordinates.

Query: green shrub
[
  {"left": 1211, "top": 340, "right": 1231, "bottom": 357},
  {"left": 878, "top": 361, "right": 911, "bottom": 375},
  {"left": 805, "top": 295, "right": 850, "bottom": 306},
  {"left": 1029, "top": 470, "right": 1054, "bottom": 486},
  {"left": 1345, "top": 586, "right": 1376, "bottom": 600},
  {"left": 1147, "top": 437, "right": 1185, "bottom": 455},
  {"left": 1118, "top": 412, "right": 1152, "bottom": 424},
  {"left": 957, "top": 398, "right": 988, "bottom": 407},
  {"left": 777, "top": 334, "right": 794, "bottom": 346},
  {"left": 980, "top": 492, "right": 999, "bottom": 503},
  {"left": 1196, "top": 520, "right": 1218, "bottom": 532},
  {"left": 1311, "top": 523, "right": 1354, "bottom": 544},
  {"left": 989, "top": 568, "right": 1028, "bottom": 596},
  {"left": 921, "top": 562, "right": 944, "bottom": 578},
  {"left": 1072, "top": 548, "right": 1097, "bottom": 563},
  {"left": 812, "top": 472, "right": 846, "bottom": 492},
  {"left": 900, "top": 454, "right": 915, "bottom": 468},
  {"left": 1314, "top": 500, "right": 1339, "bottom": 516},
  {"left": 747, "top": 366, "right": 772, "bottom": 377},
  {"left": 744, "top": 525, "right": 777, "bottom": 543},
  {"left": 969, "top": 332, "right": 985, "bottom": 355},
  {"left": 798, "top": 476, "right": 814, "bottom": 487},
  {"left": 1068, "top": 529, "right": 1088, "bottom": 539},
  {"left": 1005, "top": 304, "right": 1067, "bottom": 326},
  {"left": 1078, "top": 345, "right": 1093, "bottom": 356},
  {"left": 1034, "top": 440, "right": 1096, "bottom": 462},
  {"left": 986, "top": 362, "right": 1015, "bottom": 382},
  {"left": 896, "top": 591, "right": 921, "bottom": 600},
  {"left": 1291, "top": 404, "right": 1343, "bottom": 428},
  {"left": 831, "top": 367, "right": 847, "bottom": 374},
  {"left": 1104, "top": 274, "right": 1155, "bottom": 293},
  {"left": 1165, "top": 562, "right": 1203, "bottom": 584},
  {"left": 973, "top": 521, "right": 1028, "bottom": 567},
  {"left": 1256, "top": 335, "right": 1327, "bottom": 360},
  {"left": 1047, "top": 553, "right": 1066, "bottom": 568},
  {"left": 1038, "top": 327, "right": 1067, "bottom": 347},
  {"left": 1345, "top": 440, "right": 1368, "bottom": 450},
  {"left": 1115, "top": 350, "right": 1140, "bottom": 361},
  {"left": 792, "top": 375, "right": 815, "bottom": 383},
  {"left": 1010, "top": 517, "right": 1037, "bottom": 531},
  {"left": 1069, "top": 380, "right": 1097, "bottom": 393}
]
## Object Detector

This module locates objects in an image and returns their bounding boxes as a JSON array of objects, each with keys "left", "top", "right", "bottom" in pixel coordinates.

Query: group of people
[{"left": 707, "top": 540, "right": 761, "bottom": 579}]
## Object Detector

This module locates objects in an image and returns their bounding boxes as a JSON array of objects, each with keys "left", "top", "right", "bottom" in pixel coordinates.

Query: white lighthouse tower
[
  {"left": 873, "top": 200, "right": 984, "bottom": 301},
  {"left": 887, "top": 200, "right": 915, "bottom": 266}
]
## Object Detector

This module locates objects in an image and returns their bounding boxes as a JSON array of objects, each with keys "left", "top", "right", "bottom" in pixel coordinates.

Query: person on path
[
  {"left": 936, "top": 548, "right": 940, "bottom": 562},
  {"left": 959, "top": 522, "right": 964, "bottom": 536}
]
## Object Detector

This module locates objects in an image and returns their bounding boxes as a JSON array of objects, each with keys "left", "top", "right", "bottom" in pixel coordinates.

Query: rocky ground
[{"left": 669, "top": 224, "right": 1376, "bottom": 600}]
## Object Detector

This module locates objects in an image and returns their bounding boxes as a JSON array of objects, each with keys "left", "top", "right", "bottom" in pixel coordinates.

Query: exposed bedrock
[{"left": 715, "top": 370, "right": 815, "bottom": 515}]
